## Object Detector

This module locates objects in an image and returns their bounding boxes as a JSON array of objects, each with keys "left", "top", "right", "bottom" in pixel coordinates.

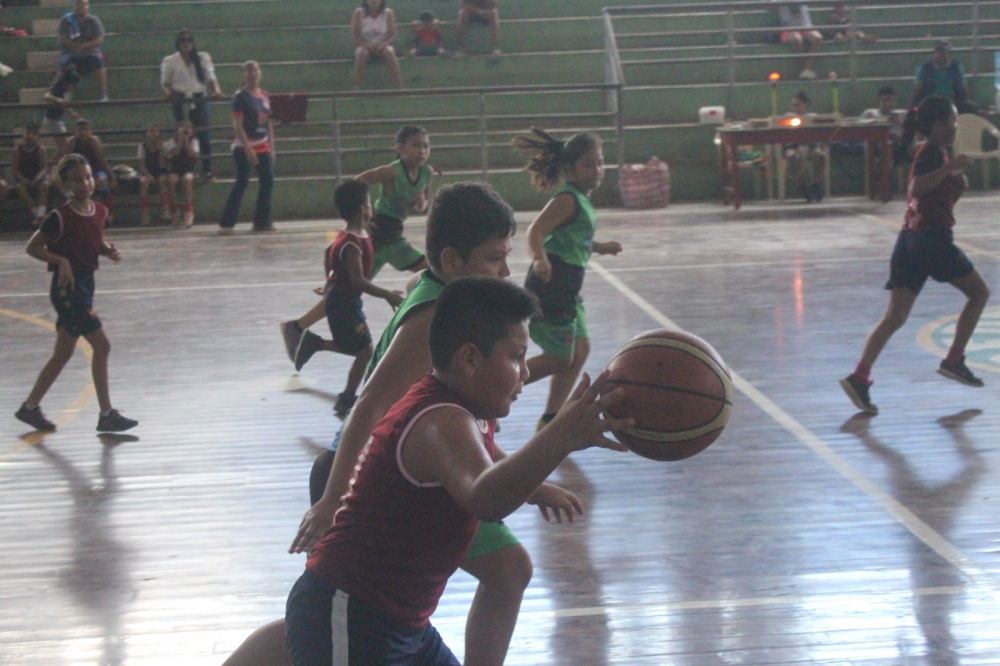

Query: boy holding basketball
[
  {"left": 285, "top": 276, "right": 629, "bottom": 665},
  {"left": 226, "top": 183, "right": 583, "bottom": 666}
]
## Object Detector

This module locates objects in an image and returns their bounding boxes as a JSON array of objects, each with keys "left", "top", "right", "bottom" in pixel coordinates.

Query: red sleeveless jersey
[
  {"left": 43, "top": 201, "right": 108, "bottom": 273},
  {"left": 306, "top": 373, "right": 497, "bottom": 627},
  {"left": 324, "top": 229, "right": 373, "bottom": 296},
  {"left": 904, "top": 143, "right": 961, "bottom": 231}
]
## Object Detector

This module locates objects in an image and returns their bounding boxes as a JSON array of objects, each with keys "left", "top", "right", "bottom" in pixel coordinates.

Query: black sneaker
[
  {"left": 333, "top": 393, "right": 357, "bottom": 419},
  {"left": 15, "top": 403, "right": 56, "bottom": 431},
  {"left": 294, "top": 330, "right": 323, "bottom": 372},
  {"left": 839, "top": 374, "right": 878, "bottom": 415},
  {"left": 280, "top": 320, "right": 303, "bottom": 363},
  {"left": 811, "top": 182, "right": 824, "bottom": 203},
  {"left": 97, "top": 409, "right": 138, "bottom": 433},
  {"left": 937, "top": 359, "right": 984, "bottom": 387}
]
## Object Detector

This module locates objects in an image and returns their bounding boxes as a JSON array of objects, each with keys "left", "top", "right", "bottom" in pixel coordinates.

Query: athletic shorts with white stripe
[{"left": 285, "top": 570, "right": 461, "bottom": 666}]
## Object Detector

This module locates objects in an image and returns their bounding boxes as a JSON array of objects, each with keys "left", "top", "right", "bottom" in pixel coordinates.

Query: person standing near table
[
  {"left": 218, "top": 61, "right": 275, "bottom": 235},
  {"left": 161, "top": 29, "right": 223, "bottom": 182}
]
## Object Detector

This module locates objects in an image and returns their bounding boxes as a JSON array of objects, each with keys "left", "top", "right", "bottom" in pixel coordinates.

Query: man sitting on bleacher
[{"left": 57, "top": 0, "right": 108, "bottom": 102}]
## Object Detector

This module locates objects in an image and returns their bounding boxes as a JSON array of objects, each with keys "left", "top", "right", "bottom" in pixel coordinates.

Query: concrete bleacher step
[
  {"left": 26, "top": 52, "right": 59, "bottom": 71},
  {"left": 32, "top": 19, "right": 60, "bottom": 37},
  {"left": 18, "top": 87, "right": 47, "bottom": 104},
  {"left": 39, "top": 0, "right": 65, "bottom": 7}
]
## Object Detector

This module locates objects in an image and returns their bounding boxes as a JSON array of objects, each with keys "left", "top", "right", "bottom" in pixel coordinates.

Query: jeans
[{"left": 219, "top": 150, "right": 273, "bottom": 229}]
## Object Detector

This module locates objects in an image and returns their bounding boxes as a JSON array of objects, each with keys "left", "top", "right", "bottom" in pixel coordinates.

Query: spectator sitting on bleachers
[
  {"left": 57, "top": 0, "right": 108, "bottom": 102},
  {"left": 42, "top": 65, "right": 81, "bottom": 156},
  {"left": 457, "top": 0, "right": 500, "bottom": 56},
  {"left": 11, "top": 123, "right": 51, "bottom": 227},
  {"left": 351, "top": 0, "right": 404, "bottom": 89},
  {"left": 66, "top": 118, "right": 114, "bottom": 210},
  {"left": 826, "top": 2, "right": 875, "bottom": 44},
  {"left": 137, "top": 124, "right": 172, "bottom": 226},
  {"left": 911, "top": 40, "right": 975, "bottom": 114},
  {"left": 410, "top": 10, "right": 444, "bottom": 57},
  {"left": 783, "top": 91, "right": 826, "bottom": 202},
  {"left": 165, "top": 120, "right": 199, "bottom": 228},
  {"left": 161, "top": 30, "right": 223, "bottom": 182},
  {"left": 773, "top": 1, "right": 822, "bottom": 80}
]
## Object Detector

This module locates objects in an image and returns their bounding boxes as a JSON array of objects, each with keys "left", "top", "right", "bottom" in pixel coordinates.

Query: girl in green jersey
[{"left": 513, "top": 127, "right": 623, "bottom": 431}]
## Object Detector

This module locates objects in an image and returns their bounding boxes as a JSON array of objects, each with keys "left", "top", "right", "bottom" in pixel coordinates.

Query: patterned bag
[{"left": 619, "top": 157, "right": 670, "bottom": 208}]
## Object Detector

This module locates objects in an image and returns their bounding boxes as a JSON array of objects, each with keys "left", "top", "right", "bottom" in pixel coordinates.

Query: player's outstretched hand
[
  {"left": 385, "top": 289, "right": 405, "bottom": 310},
  {"left": 951, "top": 153, "right": 971, "bottom": 171},
  {"left": 598, "top": 240, "right": 623, "bottom": 256},
  {"left": 527, "top": 481, "right": 584, "bottom": 523},
  {"left": 289, "top": 498, "right": 337, "bottom": 554},
  {"left": 548, "top": 371, "right": 630, "bottom": 453}
]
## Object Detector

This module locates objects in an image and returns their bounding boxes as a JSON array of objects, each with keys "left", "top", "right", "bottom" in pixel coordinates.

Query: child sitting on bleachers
[
  {"left": 42, "top": 66, "right": 81, "bottom": 156},
  {"left": 11, "top": 123, "right": 51, "bottom": 227},
  {"left": 66, "top": 119, "right": 114, "bottom": 213},
  {"left": 411, "top": 10, "right": 444, "bottom": 57},
  {"left": 826, "top": 2, "right": 876, "bottom": 44},
  {"left": 137, "top": 124, "right": 172, "bottom": 226},
  {"left": 164, "top": 120, "right": 199, "bottom": 228}
]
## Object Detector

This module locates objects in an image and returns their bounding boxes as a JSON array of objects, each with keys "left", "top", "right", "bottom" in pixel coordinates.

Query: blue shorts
[
  {"left": 886, "top": 228, "right": 974, "bottom": 294},
  {"left": 50, "top": 271, "right": 101, "bottom": 337},
  {"left": 325, "top": 291, "right": 372, "bottom": 355},
  {"left": 58, "top": 52, "right": 105, "bottom": 74},
  {"left": 286, "top": 570, "right": 460, "bottom": 666}
]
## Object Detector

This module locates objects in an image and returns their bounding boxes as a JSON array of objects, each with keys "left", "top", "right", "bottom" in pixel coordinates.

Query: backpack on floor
[{"left": 619, "top": 157, "right": 670, "bottom": 209}]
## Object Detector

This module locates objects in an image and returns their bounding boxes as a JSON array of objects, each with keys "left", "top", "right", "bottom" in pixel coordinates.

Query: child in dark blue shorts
[
  {"left": 291, "top": 180, "right": 404, "bottom": 417},
  {"left": 15, "top": 154, "right": 137, "bottom": 433},
  {"left": 841, "top": 95, "right": 991, "bottom": 415}
]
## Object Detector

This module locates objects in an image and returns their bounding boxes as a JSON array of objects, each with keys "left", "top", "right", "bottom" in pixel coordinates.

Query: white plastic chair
[{"left": 955, "top": 114, "right": 1000, "bottom": 189}]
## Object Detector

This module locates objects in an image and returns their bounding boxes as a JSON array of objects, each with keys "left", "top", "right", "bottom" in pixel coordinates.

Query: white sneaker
[
  {"left": 799, "top": 68, "right": 817, "bottom": 80},
  {"left": 140, "top": 209, "right": 151, "bottom": 226},
  {"left": 0, "top": 62, "right": 13, "bottom": 78},
  {"left": 182, "top": 210, "right": 194, "bottom": 228},
  {"left": 161, "top": 208, "right": 173, "bottom": 221}
]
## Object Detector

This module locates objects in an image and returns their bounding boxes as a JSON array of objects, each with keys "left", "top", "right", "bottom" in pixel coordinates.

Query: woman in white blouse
[
  {"left": 351, "top": 0, "right": 404, "bottom": 89},
  {"left": 161, "top": 30, "right": 223, "bottom": 181}
]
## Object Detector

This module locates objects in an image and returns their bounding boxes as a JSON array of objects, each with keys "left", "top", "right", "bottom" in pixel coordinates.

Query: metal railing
[{"left": 601, "top": 0, "right": 1000, "bottom": 116}]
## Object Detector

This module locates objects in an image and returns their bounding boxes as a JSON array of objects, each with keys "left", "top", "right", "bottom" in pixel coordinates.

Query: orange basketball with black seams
[{"left": 602, "top": 329, "right": 733, "bottom": 461}]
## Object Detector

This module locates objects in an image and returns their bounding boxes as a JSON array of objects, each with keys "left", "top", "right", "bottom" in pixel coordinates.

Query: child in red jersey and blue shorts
[
  {"left": 292, "top": 180, "right": 404, "bottom": 417},
  {"left": 15, "top": 154, "right": 138, "bottom": 434},
  {"left": 841, "top": 95, "right": 991, "bottom": 415},
  {"left": 284, "top": 276, "right": 630, "bottom": 666}
]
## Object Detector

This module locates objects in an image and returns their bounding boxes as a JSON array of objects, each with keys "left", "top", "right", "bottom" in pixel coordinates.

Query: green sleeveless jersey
[
  {"left": 373, "top": 160, "right": 432, "bottom": 222},
  {"left": 542, "top": 183, "right": 597, "bottom": 268},
  {"left": 364, "top": 270, "right": 444, "bottom": 382}
]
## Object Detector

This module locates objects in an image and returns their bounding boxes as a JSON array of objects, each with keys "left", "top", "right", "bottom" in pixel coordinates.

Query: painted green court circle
[{"left": 917, "top": 306, "right": 1000, "bottom": 374}]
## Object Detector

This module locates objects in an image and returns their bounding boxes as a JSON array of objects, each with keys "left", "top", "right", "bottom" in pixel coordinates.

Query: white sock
[{"left": 101, "top": 409, "right": 112, "bottom": 417}]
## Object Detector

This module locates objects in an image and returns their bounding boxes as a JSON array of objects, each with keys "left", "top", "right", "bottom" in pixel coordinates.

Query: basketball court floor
[{"left": 2, "top": 194, "right": 999, "bottom": 665}]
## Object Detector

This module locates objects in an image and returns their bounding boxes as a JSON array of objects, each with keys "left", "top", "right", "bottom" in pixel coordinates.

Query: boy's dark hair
[
  {"left": 396, "top": 125, "right": 428, "bottom": 145},
  {"left": 793, "top": 91, "right": 811, "bottom": 105},
  {"left": 511, "top": 127, "right": 602, "bottom": 191},
  {"left": 914, "top": 94, "right": 955, "bottom": 136},
  {"left": 57, "top": 153, "right": 89, "bottom": 182},
  {"left": 425, "top": 182, "right": 517, "bottom": 272},
  {"left": 429, "top": 277, "right": 537, "bottom": 370},
  {"left": 25, "top": 122, "right": 40, "bottom": 134},
  {"left": 419, "top": 10, "right": 435, "bottom": 22},
  {"left": 877, "top": 86, "right": 896, "bottom": 97},
  {"left": 335, "top": 179, "right": 371, "bottom": 221},
  {"left": 361, "top": 0, "right": 385, "bottom": 16},
  {"left": 76, "top": 118, "right": 90, "bottom": 128}
]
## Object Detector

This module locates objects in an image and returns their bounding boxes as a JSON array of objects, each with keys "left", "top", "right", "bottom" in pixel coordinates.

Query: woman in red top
[{"left": 841, "top": 95, "right": 991, "bottom": 415}]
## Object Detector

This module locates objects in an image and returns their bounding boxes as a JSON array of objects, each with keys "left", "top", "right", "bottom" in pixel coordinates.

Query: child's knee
[
  {"left": 355, "top": 46, "right": 368, "bottom": 61},
  {"left": 483, "top": 545, "right": 533, "bottom": 592}
]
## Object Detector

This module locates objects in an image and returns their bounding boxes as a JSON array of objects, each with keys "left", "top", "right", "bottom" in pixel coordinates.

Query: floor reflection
[
  {"left": 841, "top": 410, "right": 985, "bottom": 666},
  {"left": 538, "top": 457, "right": 610, "bottom": 666},
  {"left": 36, "top": 441, "right": 134, "bottom": 666}
]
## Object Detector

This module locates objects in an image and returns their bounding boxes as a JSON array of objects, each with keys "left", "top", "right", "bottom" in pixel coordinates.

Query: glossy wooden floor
[{"left": 2, "top": 195, "right": 999, "bottom": 666}]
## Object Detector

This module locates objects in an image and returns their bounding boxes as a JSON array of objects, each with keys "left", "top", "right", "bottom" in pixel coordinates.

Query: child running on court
[
  {"left": 284, "top": 276, "right": 630, "bottom": 666},
  {"left": 292, "top": 179, "right": 405, "bottom": 418},
  {"left": 137, "top": 123, "right": 172, "bottom": 226},
  {"left": 225, "top": 184, "right": 581, "bottom": 666},
  {"left": 165, "top": 120, "right": 199, "bottom": 227},
  {"left": 280, "top": 126, "right": 432, "bottom": 361},
  {"left": 512, "top": 127, "right": 623, "bottom": 432},
  {"left": 840, "top": 95, "right": 991, "bottom": 415},
  {"left": 14, "top": 153, "right": 138, "bottom": 433}
]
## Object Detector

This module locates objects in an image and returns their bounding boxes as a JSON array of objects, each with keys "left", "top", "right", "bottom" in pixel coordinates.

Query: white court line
[
  {"left": 590, "top": 260, "right": 1000, "bottom": 604},
  {"left": 603, "top": 255, "right": 884, "bottom": 273}
]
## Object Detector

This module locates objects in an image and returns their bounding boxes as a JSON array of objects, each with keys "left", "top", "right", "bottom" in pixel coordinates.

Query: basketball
[{"left": 601, "top": 329, "right": 733, "bottom": 461}]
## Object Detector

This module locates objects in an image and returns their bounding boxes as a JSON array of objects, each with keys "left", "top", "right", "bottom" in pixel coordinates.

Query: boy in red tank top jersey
[
  {"left": 285, "top": 277, "right": 630, "bottom": 666},
  {"left": 290, "top": 180, "right": 404, "bottom": 417},
  {"left": 14, "top": 154, "right": 138, "bottom": 434},
  {"left": 841, "top": 96, "right": 991, "bottom": 415}
]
